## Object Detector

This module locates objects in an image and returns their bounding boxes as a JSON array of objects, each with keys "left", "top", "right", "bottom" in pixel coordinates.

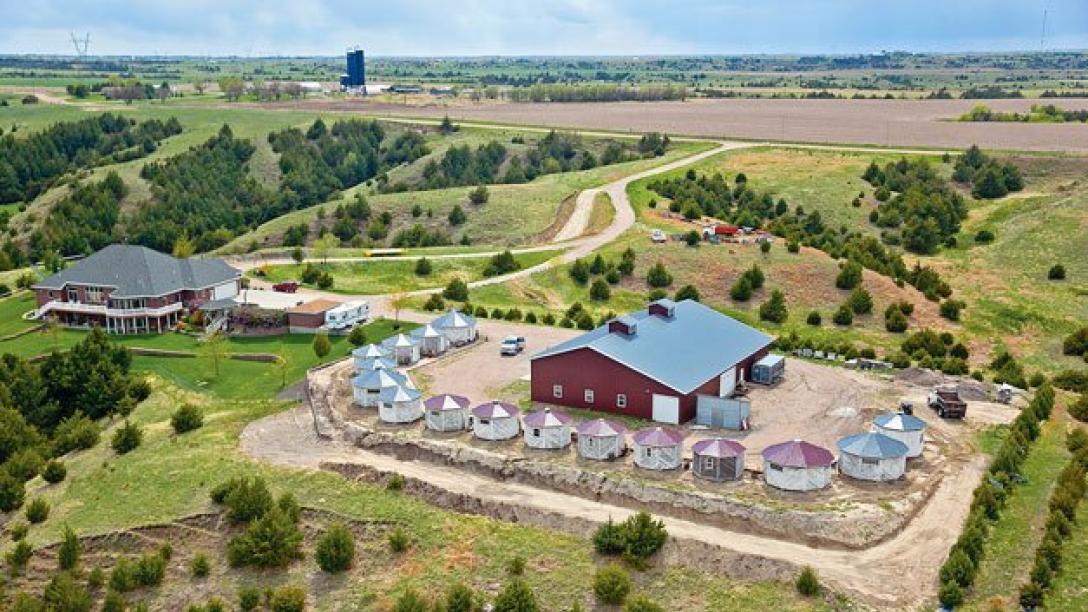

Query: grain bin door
[
  {"left": 719, "top": 367, "right": 736, "bottom": 397},
  {"left": 652, "top": 394, "right": 680, "bottom": 424}
]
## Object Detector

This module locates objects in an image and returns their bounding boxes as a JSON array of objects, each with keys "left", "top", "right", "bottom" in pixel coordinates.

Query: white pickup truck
[{"left": 500, "top": 335, "right": 526, "bottom": 356}]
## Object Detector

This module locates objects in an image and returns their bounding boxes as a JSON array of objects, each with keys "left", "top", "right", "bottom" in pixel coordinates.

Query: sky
[{"left": 1, "top": 0, "right": 1085, "bottom": 57}]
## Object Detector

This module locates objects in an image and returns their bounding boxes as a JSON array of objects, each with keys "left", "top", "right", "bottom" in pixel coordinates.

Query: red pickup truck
[{"left": 272, "top": 281, "right": 299, "bottom": 293}]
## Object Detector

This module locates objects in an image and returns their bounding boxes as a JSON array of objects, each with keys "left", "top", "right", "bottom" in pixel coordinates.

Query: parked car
[
  {"left": 272, "top": 281, "right": 299, "bottom": 293},
  {"left": 928, "top": 388, "right": 967, "bottom": 419},
  {"left": 500, "top": 335, "right": 526, "bottom": 356},
  {"left": 650, "top": 229, "right": 667, "bottom": 243}
]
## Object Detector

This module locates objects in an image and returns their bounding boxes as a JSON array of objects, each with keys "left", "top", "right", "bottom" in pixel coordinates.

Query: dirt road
[{"left": 243, "top": 402, "right": 982, "bottom": 609}]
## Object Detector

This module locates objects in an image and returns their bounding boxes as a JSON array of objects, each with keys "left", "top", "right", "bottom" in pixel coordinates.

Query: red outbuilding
[{"left": 530, "top": 299, "right": 773, "bottom": 424}]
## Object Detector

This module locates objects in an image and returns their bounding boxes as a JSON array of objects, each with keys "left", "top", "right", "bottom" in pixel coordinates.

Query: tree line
[
  {"left": 0, "top": 113, "right": 181, "bottom": 205},
  {"left": 862, "top": 157, "right": 970, "bottom": 254}
]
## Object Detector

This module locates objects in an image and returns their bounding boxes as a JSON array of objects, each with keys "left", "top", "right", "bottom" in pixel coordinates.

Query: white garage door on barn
[
  {"left": 718, "top": 366, "right": 736, "bottom": 397},
  {"left": 651, "top": 394, "right": 680, "bottom": 424}
]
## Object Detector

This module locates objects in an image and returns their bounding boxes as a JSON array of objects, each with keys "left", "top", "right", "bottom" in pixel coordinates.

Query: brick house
[
  {"left": 33, "top": 244, "right": 241, "bottom": 334},
  {"left": 530, "top": 299, "right": 773, "bottom": 424}
]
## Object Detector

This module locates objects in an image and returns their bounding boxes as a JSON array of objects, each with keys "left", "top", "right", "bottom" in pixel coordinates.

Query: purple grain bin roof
[
  {"left": 633, "top": 427, "right": 684, "bottom": 447},
  {"left": 692, "top": 438, "right": 746, "bottom": 458},
  {"left": 761, "top": 439, "right": 834, "bottom": 468},
  {"left": 576, "top": 419, "right": 626, "bottom": 437},
  {"left": 471, "top": 401, "right": 518, "bottom": 419},
  {"left": 523, "top": 407, "right": 572, "bottom": 428},
  {"left": 424, "top": 394, "right": 471, "bottom": 412}
]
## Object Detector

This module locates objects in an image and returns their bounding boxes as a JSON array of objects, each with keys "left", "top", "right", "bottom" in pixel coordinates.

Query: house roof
[
  {"left": 522, "top": 408, "right": 572, "bottom": 428},
  {"left": 576, "top": 419, "right": 626, "bottom": 437},
  {"left": 873, "top": 412, "right": 926, "bottom": 432},
  {"left": 761, "top": 440, "right": 834, "bottom": 468},
  {"left": 33, "top": 244, "right": 240, "bottom": 298},
  {"left": 433, "top": 309, "right": 476, "bottom": 330},
  {"left": 287, "top": 298, "right": 340, "bottom": 314},
  {"left": 692, "top": 438, "right": 746, "bottom": 458},
  {"left": 382, "top": 333, "right": 418, "bottom": 349},
  {"left": 633, "top": 427, "right": 684, "bottom": 447},
  {"left": 424, "top": 394, "right": 470, "bottom": 412},
  {"left": 837, "top": 432, "right": 909, "bottom": 459},
  {"left": 411, "top": 324, "right": 444, "bottom": 339},
  {"left": 352, "top": 344, "right": 388, "bottom": 359},
  {"left": 471, "top": 401, "right": 518, "bottom": 419},
  {"left": 532, "top": 299, "right": 773, "bottom": 394},
  {"left": 352, "top": 368, "right": 410, "bottom": 390},
  {"left": 378, "top": 384, "right": 421, "bottom": 403},
  {"left": 355, "top": 356, "right": 397, "bottom": 372}
]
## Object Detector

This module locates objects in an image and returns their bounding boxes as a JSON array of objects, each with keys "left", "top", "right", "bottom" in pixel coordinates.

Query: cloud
[{"left": 0, "top": 0, "right": 1085, "bottom": 55}]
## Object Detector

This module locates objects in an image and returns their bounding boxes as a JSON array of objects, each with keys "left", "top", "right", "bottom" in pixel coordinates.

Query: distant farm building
[
  {"left": 352, "top": 368, "right": 413, "bottom": 408},
  {"left": 632, "top": 427, "right": 685, "bottom": 470},
  {"left": 411, "top": 323, "right": 450, "bottom": 357},
  {"left": 691, "top": 438, "right": 746, "bottom": 482},
  {"left": 382, "top": 333, "right": 421, "bottom": 365},
  {"left": 424, "top": 394, "right": 471, "bottom": 432},
  {"left": 471, "top": 401, "right": 520, "bottom": 441},
  {"left": 837, "top": 432, "right": 908, "bottom": 482},
  {"left": 377, "top": 384, "right": 423, "bottom": 424},
  {"left": 872, "top": 412, "right": 926, "bottom": 458},
  {"left": 761, "top": 440, "right": 834, "bottom": 491},
  {"left": 531, "top": 299, "right": 773, "bottom": 424},
  {"left": 576, "top": 419, "right": 627, "bottom": 461},
  {"left": 286, "top": 299, "right": 340, "bottom": 333},
  {"left": 522, "top": 408, "right": 573, "bottom": 450}
]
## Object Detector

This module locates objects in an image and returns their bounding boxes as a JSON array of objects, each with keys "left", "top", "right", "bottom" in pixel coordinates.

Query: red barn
[{"left": 530, "top": 299, "right": 773, "bottom": 424}]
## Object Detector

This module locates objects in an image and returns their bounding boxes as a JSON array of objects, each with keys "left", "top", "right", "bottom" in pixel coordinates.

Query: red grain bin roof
[
  {"left": 692, "top": 438, "right": 746, "bottom": 458},
  {"left": 761, "top": 439, "right": 834, "bottom": 468},
  {"left": 633, "top": 427, "right": 684, "bottom": 447}
]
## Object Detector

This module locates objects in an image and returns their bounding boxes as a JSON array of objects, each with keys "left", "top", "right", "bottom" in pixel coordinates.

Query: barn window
[
  {"left": 532, "top": 428, "right": 540, "bottom": 437},
  {"left": 584, "top": 389, "right": 595, "bottom": 403},
  {"left": 645, "top": 447, "right": 653, "bottom": 457},
  {"left": 703, "top": 457, "right": 715, "bottom": 470},
  {"left": 616, "top": 394, "right": 627, "bottom": 408},
  {"left": 862, "top": 457, "right": 879, "bottom": 465},
  {"left": 769, "top": 463, "right": 783, "bottom": 471},
  {"left": 552, "top": 385, "right": 563, "bottom": 399}
]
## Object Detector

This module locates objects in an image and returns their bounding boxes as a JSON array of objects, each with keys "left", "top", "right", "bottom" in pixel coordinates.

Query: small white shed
[
  {"left": 377, "top": 384, "right": 424, "bottom": 424},
  {"left": 424, "top": 394, "right": 471, "bottom": 432},
  {"left": 522, "top": 408, "right": 573, "bottom": 450},
  {"left": 381, "top": 333, "right": 421, "bottom": 365},
  {"left": 632, "top": 427, "right": 685, "bottom": 470},
  {"left": 411, "top": 323, "right": 450, "bottom": 357},
  {"left": 872, "top": 412, "right": 926, "bottom": 458},
  {"left": 470, "top": 401, "right": 520, "bottom": 441},
  {"left": 576, "top": 419, "right": 627, "bottom": 461},
  {"left": 433, "top": 309, "right": 478, "bottom": 346},
  {"left": 352, "top": 368, "right": 413, "bottom": 408},
  {"left": 837, "top": 432, "right": 909, "bottom": 482},
  {"left": 761, "top": 439, "right": 835, "bottom": 492}
]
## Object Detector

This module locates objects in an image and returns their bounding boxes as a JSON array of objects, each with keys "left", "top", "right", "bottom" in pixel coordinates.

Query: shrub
[
  {"left": 524, "top": 312, "right": 538, "bottom": 324},
  {"left": 238, "top": 588, "right": 262, "bottom": 612},
  {"left": 448, "top": 205, "right": 467, "bottom": 226},
  {"left": 51, "top": 415, "right": 100, "bottom": 455},
  {"left": 134, "top": 552, "right": 166, "bottom": 587},
  {"left": 590, "top": 279, "right": 611, "bottom": 301},
  {"left": 507, "top": 555, "right": 526, "bottom": 576},
  {"left": 394, "top": 589, "right": 428, "bottom": 612},
  {"left": 25, "top": 497, "right": 49, "bottom": 524},
  {"left": 624, "top": 595, "right": 665, "bottom": 612},
  {"left": 191, "top": 553, "right": 211, "bottom": 578},
  {"left": 43, "top": 572, "right": 92, "bottom": 612},
  {"left": 847, "top": 287, "right": 873, "bottom": 314},
  {"left": 111, "top": 420, "right": 142, "bottom": 454},
  {"left": 1067, "top": 428, "right": 1088, "bottom": 454},
  {"left": 389, "top": 526, "right": 410, "bottom": 552},
  {"left": 8, "top": 521, "right": 29, "bottom": 541},
  {"left": 674, "top": 284, "right": 700, "bottom": 302},
  {"left": 277, "top": 492, "right": 301, "bottom": 524},
  {"left": 316, "top": 523, "right": 355, "bottom": 573},
  {"left": 974, "top": 229, "right": 995, "bottom": 244},
  {"left": 542, "top": 313, "right": 556, "bottom": 325},
  {"left": 832, "top": 305, "right": 853, "bottom": 326},
  {"left": 938, "top": 580, "right": 964, "bottom": 609},
  {"left": 414, "top": 257, "right": 432, "bottom": 276},
  {"left": 806, "top": 311, "right": 822, "bottom": 326},
  {"left": 6, "top": 540, "right": 32, "bottom": 575},
  {"left": 1048, "top": 263, "right": 1066, "bottom": 280},
  {"left": 493, "top": 579, "right": 538, "bottom": 612},
  {"left": 312, "top": 332, "right": 331, "bottom": 358},
  {"left": 684, "top": 230, "right": 700, "bottom": 246},
  {"left": 759, "top": 289, "right": 788, "bottom": 323},
  {"left": 885, "top": 308, "right": 908, "bottom": 333},
  {"left": 940, "top": 299, "right": 966, "bottom": 321},
  {"left": 1019, "top": 581, "right": 1045, "bottom": 609},
  {"left": 593, "top": 517, "right": 627, "bottom": 556},
  {"left": 445, "top": 584, "right": 478, "bottom": 612},
  {"left": 594, "top": 564, "right": 632, "bottom": 605},
  {"left": 469, "top": 185, "right": 489, "bottom": 204},
  {"left": 835, "top": 260, "right": 863, "bottom": 289},
  {"left": 171, "top": 403, "right": 204, "bottom": 434},
  {"left": 646, "top": 262, "right": 673, "bottom": 288},
  {"left": 42, "top": 460, "right": 67, "bottom": 484},
  {"left": 796, "top": 565, "right": 820, "bottom": 596},
  {"left": 102, "top": 590, "right": 126, "bottom": 612},
  {"left": 58, "top": 525, "right": 81, "bottom": 570},
  {"left": 0, "top": 472, "right": 26, "bottom": 512},
  {"left": 219, "top": 477, "right": 273, "bottom": 523},
  {"left": 227, "top": 507, "right": 303, "bottom": 568},
  {"left": 268, "top": 586, "right": 306, "bottom": 612},
  {"left": 443, "top": 278, "right": 469, "bottom": 301},
  {"left": 729, "top": 275, "right": 753, "bottom": 301},
  {"left": 1063, "top": 327, "right": 1088, "bottom": 358},
  {"left": 620, "top": 511, "right": 667, "bottom": 564},
  {"left": 110, "top": 558, "right": 139, "bottom": 592}
]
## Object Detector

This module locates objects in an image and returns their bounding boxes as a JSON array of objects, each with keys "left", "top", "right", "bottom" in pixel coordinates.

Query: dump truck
[{"left": 928, "top": 388, "right": 967, "bottom": 419}]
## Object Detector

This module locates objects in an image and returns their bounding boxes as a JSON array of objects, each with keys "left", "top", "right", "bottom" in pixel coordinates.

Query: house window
[
  {"left": 67, "top": 289, "right": 78, "bottom": 302},
  {"left": 480, "top": 418, "right": 491, "bottom": 426},
  {"left": 532, "top": 428, "right": 540, "bottom": 437},
  {"left": 769, "top": 463, "right": 783, "bottom": 471},
  {"left": 703, "top": 457, "right": 715, "bottom": 470},
  {"left": 584, "top": 389, "right": 595, "bottom": 403},
  {"left": 616, "top": 394, "right": 627, "bottom": 408},
  {"left": 552, "top": 385, "right": 563, "bottom": 399},
  {"left": 645, "top": 447, "right": 653, "bottom": 457},
  {"left": 862, "top": 457, "right": 879, "bottom": 466}
]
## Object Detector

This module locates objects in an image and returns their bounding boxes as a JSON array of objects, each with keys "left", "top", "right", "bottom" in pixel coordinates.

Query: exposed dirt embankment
[{"left": 322, "top": 461, "right": 803, "bottom": 586}]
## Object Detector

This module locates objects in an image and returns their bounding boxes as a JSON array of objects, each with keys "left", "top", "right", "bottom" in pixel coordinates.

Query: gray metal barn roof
[
  {"left": 532, "top": 299, "right": 773, "bottom": 394},
  {"left": 34, "top": 244, "right": 240, "bottom": 298}
]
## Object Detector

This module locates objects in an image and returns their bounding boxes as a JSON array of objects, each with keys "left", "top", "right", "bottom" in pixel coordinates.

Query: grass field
[{"left": 253, "top": 249, "right": 561, "bottom": 295}]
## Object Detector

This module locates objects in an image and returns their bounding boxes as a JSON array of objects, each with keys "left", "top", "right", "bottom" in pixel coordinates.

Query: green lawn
[
  {"left": 964, "top": 419, "right": 1069, "bottom": 609},
  {"left": 253, "top": 249, "right": 562, "bottom": 295}
]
